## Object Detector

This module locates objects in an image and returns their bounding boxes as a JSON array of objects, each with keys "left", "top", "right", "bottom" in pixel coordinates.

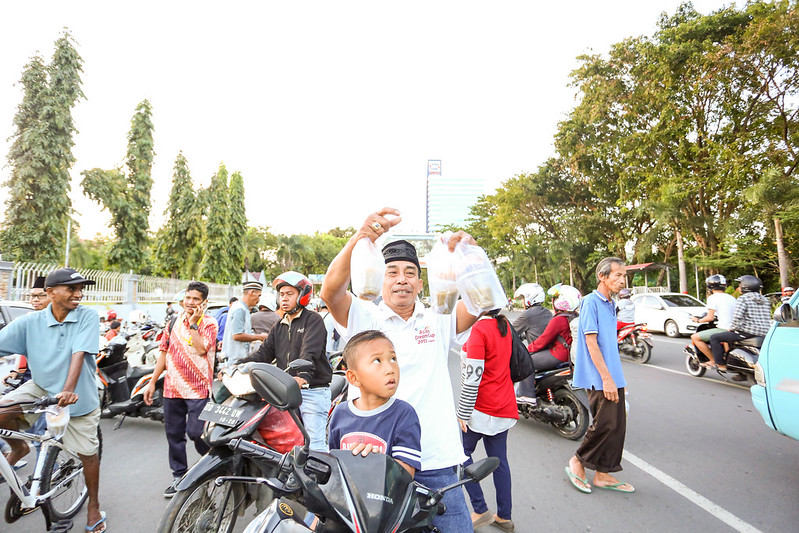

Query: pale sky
[{"left": 0, "top": 1, "right": 734, "bottom": 240}]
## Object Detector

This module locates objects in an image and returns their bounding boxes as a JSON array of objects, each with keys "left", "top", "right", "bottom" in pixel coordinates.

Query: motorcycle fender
[
  {"left": 567, "top": 384, "right": 590, "bottom": 410},
  {"left": 244, "top": 499, "right": 313, "bottom": 533},
  {"left": 176, "top": 449, "right": 240, "bottom": 492}
]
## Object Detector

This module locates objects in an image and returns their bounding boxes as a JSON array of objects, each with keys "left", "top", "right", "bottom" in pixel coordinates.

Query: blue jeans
[
  {"left": 462, "top": 428, "right": 512, "bottom": 520},
  {"left": 414, "top": 466, "right": 474, "bottom": 532},
  {"left": 300, "top": 387, "right": 330, "bottom": 452}
]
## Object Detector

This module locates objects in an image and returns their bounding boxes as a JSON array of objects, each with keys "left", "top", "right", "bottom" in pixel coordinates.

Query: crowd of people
[{"left": 0, "top": 206, "right": 785, "bottom": 532}]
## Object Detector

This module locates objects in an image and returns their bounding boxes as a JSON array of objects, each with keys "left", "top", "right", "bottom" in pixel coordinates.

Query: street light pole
[{"left": 65, "top": 218, "right": 71, "bottom": 267}]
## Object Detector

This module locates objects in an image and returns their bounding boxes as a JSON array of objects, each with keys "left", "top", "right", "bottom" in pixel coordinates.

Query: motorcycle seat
[
  {"left": 128, "top": 365, "right": 155, "bottom": 381},
  {"left": 330, "top": 373, "right": 347, "bottom": 399},
  {"left": 737, "top": 336, "right": 765, "bottom": 348}
]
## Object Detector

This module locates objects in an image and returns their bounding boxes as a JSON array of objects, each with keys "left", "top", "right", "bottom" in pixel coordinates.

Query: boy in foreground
[{"left": 328, "top": 330, "right": 421, "bottom": 476}]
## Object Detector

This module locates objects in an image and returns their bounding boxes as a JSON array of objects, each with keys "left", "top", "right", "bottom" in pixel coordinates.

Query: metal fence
[{"left": 0, "top": 261, "right": 237, "bottom": 304}]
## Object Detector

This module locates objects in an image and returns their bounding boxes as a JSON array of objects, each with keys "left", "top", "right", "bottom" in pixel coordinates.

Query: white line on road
[
  {"left": 642, "top": 362, "right": 749, "bottom": 390},
  {"left": 623, "top": 451, "right": 763, "bottom": 533}
]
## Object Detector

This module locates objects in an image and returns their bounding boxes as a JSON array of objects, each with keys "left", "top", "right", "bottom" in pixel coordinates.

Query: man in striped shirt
[{"left": 144, "top": 281, "right": 218, "bottom": 497}]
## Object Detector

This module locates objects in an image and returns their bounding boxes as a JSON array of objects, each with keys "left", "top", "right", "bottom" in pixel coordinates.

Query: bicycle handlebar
[{"left": 0, "top": 396, "right": 60, "bottom": 410}]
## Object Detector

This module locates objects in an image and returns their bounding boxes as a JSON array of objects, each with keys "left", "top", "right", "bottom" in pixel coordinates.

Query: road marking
[
  {"left": 624, "top": 451, "right": 763, "bottom": 533},
  {"left": 651, "top": 336, "right": 688, "bottom": 345},
  {"left": 641, "top": 363, "right": 749, "bottom": 390}
]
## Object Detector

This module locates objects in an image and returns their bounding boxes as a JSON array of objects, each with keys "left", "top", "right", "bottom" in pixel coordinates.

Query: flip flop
[
  {"left": 594, "top": 481, "right": 635, "bottom": 493},
  {"left": 86, "top": 511, "right": 107, "bottom": 532},
  {"left": 699, "top": 362, "right": 716, "bottom": 369},
  {"left": 565, "top": 466, "right": 591, "bottom": 493}
]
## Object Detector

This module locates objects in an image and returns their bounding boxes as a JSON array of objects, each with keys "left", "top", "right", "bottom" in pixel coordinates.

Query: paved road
[{"left": 8, "top": 331, "right": 798, "bottom": 532}]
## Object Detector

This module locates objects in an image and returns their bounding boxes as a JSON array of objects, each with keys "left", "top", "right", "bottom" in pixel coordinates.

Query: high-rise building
[{"left": 425, "top": 160, "right": 484, "bottom": 232}]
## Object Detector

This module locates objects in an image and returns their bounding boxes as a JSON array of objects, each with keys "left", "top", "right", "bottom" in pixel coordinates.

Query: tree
[
  {"left": 153, "top": 152, "right": 203, "bottom": 278},
  {"left": 1, "top": 32, "right": 83, "bottom": 262},
  {"left": 82, "top": 100, "right": 155, "bottom": 272},
  {"left": 227, "top": 171, "right": 248, "bottom": 276},
  {"left": 201, "top": 164, "right": 236, "bottom": 283},
  {"left": 275, "top": 234, "right": 314, "bottom": 272}
]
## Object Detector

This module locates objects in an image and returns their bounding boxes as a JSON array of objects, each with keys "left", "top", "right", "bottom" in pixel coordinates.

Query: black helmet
[
  {"left": 735, "top": 275, "right": 762, "bottom": 294},
  {"left": 705, "top": 274, "right": 727, "bottom": 291}
]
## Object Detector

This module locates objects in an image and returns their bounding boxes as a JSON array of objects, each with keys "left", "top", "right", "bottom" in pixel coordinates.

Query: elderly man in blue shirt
[
  {"left": 565, "top": 257, "right": 635, "bottom": 495},
  {"left": 0, "top": 268, "right": 106, "bottom": 532}
]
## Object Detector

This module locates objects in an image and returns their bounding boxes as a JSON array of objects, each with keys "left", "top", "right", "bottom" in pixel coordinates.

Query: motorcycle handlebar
[{"left": 229, "top": 438, "right": 284, "bottom": 466}]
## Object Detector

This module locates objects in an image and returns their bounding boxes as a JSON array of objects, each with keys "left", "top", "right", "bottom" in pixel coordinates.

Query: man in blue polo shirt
[
  {"left": 0, "top": 268, "right": 106, "bottom": 532},
  {"left": 565, "top": 257, "right": 635, "bottom": 495}
]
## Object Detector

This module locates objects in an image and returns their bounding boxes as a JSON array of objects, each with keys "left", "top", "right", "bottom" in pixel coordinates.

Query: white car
[{"left": 631, "top": 293, "right": 708, "bottom": 337}]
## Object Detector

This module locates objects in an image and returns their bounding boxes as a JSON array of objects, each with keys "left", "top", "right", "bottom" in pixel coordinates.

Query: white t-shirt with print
[
  {"left": 707, "top": 292, "right": 737, "bottom": 330},
  {"left": 345, "top": 296, "right": 469, "bottom": 471}
]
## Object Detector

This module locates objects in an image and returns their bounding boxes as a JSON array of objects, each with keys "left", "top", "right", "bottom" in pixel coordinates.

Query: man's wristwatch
[{"left": 190, "top": 323, "right": 199, "bottom": 330}]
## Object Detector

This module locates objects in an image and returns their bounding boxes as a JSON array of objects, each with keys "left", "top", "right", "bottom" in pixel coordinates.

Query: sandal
[
  {"left": 86, "top": 511, "right": 107, "bottom": 532},
  {"left": 565, "top": 466, "right": 591, "bottom": 493}
]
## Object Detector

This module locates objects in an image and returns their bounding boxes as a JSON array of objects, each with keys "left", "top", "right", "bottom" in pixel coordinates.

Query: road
[{"left": 8, "top": 329, "right": 798, "bottom": 532}]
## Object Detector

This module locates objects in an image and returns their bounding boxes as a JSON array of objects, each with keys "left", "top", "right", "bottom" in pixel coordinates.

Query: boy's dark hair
[
  {"left": 110, "top": 320, "right": 121, "bottom": 329},
  {"left": 342, "top": 330, "right": 393, "bottom": 369},
  {"left": 187, "top": 281, "right": 210, "bottom": 300},
  {"left": 229, "top": 296, "right": 239, "bottom": 304}
]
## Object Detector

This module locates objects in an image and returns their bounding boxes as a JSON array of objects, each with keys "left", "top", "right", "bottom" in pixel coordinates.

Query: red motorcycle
[{"left": 617, "top": 323, "right": 653, "bottom": 364}]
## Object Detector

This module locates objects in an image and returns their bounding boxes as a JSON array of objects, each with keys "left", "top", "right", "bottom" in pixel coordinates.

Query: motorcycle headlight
[{"left": 754, "top": 363, "right": 766, "bottom": 387}]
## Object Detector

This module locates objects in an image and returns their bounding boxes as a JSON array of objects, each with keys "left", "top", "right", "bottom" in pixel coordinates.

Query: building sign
[{"left": 427, "top": 160, "right": 441, "bottom": 175}]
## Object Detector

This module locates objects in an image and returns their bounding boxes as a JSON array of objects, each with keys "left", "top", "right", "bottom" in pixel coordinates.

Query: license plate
[{"left": 198, "top": 402, "right": 246, "bottom": 427}]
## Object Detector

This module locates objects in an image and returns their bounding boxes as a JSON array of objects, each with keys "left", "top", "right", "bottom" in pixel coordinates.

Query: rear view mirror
[
  {"left": 464, "top": 457, "right": 499, "bottom": 483},
  {"left": 249, "top": 363, "right": 303, "bottom": 411},
  {"left": 288, "top": 359, "right": 314, "bottom": 373},
  {"left": 774, "top": 303, "right": 797, "bottom": 324}
]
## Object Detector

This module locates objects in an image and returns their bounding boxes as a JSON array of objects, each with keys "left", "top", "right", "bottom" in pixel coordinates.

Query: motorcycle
[
  {"left": 214, "top": 363, "right": 499, "bottom": 533},
  {"left": 124, "top": 321, "right": 161, "bottom": 366},
  {"left": 98, "top": 336, "right": 166, "bottom": 427},
  {"left": 157, "top": 361, "right": 307, "bottom": 533},
  {"left": 327, "top": 351, "right": 347, "bottom": 423},
  {"left": 517, "top": 362, "right": 590, "bottom": 441},
  {"left": 617, "top": 323, "right": 653, "bottom": 364},
  {"left": 684, "top": 320, "right": 763, "bottom": 385}
]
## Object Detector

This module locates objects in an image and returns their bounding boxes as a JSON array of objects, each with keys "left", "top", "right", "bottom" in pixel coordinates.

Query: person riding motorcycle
[
  {"left": 782, "top": 286, "right": 795, "bottom": 303},
  {"left": 692, "top": 275, "right": 737, "bottom": 368},
  {"left": 616, "top": 288, "right": 635, "bottom": 330},
  {"left": 708, "top": 275, "right": 771, "bottom": 371},
  {"left": 515, "top": 285, "right": 582, "bottom": 406},
  {"left": 511, "top": 283, "right": 552, "bottom": 344}
]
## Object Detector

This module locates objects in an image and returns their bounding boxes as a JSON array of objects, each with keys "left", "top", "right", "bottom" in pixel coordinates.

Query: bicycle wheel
[
  {"left": 157, "top": 471, "right": 241, "bottom": 533},
  {"left": 42, "top": 424, "right": 103, "bottom": 521}
]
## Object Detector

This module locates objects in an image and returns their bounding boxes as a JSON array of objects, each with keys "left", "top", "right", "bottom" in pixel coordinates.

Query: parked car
[
  {"left": 631, "top": 292, "right": 708, "bottom": 337},
  {"left": 751, "top": 292, "right": 799, "bottom": 441},
  {"left": 0, "top": 301, "right": 34, "bottom": 330}
]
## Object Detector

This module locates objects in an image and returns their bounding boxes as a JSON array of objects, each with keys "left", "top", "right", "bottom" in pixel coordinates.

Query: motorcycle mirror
[
  {"left": 464, "top": 457, "right": 500, "bottom": 483},
  {"left": 249, "top": 363, "right": 303, "bottom": 411},
  {"left": 774, "top": 302, "right": 797, "bottom": 324},
  {"left": 287, "top": 359, "right": 314, "bottom": 373}
]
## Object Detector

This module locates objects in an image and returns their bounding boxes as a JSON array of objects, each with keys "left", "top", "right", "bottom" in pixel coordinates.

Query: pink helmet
[{"left": 553, "top": 285, "right": 582, "bottom": 312}]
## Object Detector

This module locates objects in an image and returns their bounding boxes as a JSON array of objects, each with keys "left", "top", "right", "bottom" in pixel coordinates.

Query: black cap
[
  {"left": 44, "top": 268, "right": 96, "bottom": 289},
  {"left": 32, "top": 276, "right": 46, "bottom": 289},
  {"left": 382, "top": 240, "right": 420, "bottom": 271}
]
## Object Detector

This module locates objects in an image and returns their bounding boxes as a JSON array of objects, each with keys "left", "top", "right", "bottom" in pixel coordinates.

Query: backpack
[
  {"left": 509, "top": 325, "right": 534, "bottom": 383},
  {"left": 164, "top": 314, "right": 179, "bottom": 349}
]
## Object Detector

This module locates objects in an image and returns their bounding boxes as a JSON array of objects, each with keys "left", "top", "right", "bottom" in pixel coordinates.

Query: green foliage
[
  {"left": 81, "top": 100, "right": 155, "bottom": 272},
  {"left": 228, "top": 171, "right": 248, "bottom": 276},
  {"left": 201, "top": 164, "right": 237, "bottom": 283},
  {"left": 1, "top": 31, "right": 83, "bottom": 262},
  {"left": 153, "top": 152, "right": 204, "bottom": 278}
]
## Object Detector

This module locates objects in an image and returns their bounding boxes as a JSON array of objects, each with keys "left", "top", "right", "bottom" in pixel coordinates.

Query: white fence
[{"left": 0, "top": 261, "right": 237, "bottom": 304}]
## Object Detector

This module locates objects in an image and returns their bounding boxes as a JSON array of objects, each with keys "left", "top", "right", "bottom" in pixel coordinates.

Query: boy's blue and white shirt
[{"left": 328, "top": 397, "right": 422, "bottom": 471}]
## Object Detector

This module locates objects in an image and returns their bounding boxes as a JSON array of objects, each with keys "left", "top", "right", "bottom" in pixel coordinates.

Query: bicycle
[{"left": 0, "top": 396, "right": 103, "bottom": 531}]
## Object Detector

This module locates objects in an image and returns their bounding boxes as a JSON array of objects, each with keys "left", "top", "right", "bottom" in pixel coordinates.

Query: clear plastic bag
[
  {"left": 453, "top": 242, "right": 507, "bottom": 316},
  {"left": 425, "top": 234, "right": 460, "bottom": 314},
  {"left": 350, "top": 238, "right": 385, "bottom": 301},
  {"left": 45, "top": 405, "right": 70, "bottom": 439}
]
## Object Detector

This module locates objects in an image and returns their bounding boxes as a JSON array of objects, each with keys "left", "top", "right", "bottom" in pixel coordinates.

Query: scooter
[
  {"left": 213, "top": 364, "right": 499, "bottom": 533},
  {"left": 517, "top": 363, "right": 590, "bottom": 441},
  {"left": 327, "top": 351, "right": 347, "bottom": 423},
  {"left": 124, "top": 321, "right": 161, "bottom": 366},
  {"left": 617, "top": 323, "right": 653, "bottom": 364},
  {"left": 683, "top": 321, "right": 763, "bottom": 385},
  {"left": 157, "top": 361, "right": 307, "bottom": 533}
]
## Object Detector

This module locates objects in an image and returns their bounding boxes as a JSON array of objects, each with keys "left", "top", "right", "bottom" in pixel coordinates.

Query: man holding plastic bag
[{"left": 320, "top": 208, "right": 505, "bottom": 532}]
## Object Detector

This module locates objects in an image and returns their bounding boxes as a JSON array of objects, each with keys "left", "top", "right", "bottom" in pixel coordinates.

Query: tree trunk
[
  {"left": 775, "top": 216, "right": 792, "bottom": 289},
  {"left": 676, "top": 226, "right": 688, "bottom": 293}
]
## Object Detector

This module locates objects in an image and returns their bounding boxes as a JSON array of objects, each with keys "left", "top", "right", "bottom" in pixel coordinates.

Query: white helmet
[
  {"left": 553, "top": 285, "right": 582, "bottom": 312},
  {"left": 514, "top": 283, "right": 545, "bottom": 307},
  {"left": 128, "top": 309, "right": 148, "bottom": 323},
  {"left": 258, "top": 292, "right": 277, "bottom": 311}
]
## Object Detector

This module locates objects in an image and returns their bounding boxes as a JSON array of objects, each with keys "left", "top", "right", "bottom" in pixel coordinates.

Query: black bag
[{"left": 509, "top": 326, "right": 534, "bottom": 383}]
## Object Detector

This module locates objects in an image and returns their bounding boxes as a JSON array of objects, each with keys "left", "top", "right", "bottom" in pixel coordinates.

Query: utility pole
[{"left": 64, "top": 219, "right": 71, "bottom": 267}]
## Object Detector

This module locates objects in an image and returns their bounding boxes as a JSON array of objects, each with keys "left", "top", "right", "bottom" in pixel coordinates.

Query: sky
[{"left": 0, "top": 1, "right": 735, "bottom": 240}]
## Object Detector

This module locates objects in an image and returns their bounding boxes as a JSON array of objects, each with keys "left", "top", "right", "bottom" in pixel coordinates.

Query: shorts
[
  {"left": 1, "top": 381, "right": 101, "bottom": 456},
  {"left": 696, "top": 327, "right": 727, "bottom": 343}
]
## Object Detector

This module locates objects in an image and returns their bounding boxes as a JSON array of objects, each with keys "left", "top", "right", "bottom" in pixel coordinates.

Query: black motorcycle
[
  {"left": 213, "top": 363, "right": 499, "bottom": 533},
  {"left": 684, "top": 321, "right": 763, "bottom": 385},
  {"left": 97, "top": 336, "right": 165, "bottom": 427},
  {"left": 157, "top": 361, "right": 309, "bottom": 533},
  {"left": 517, "top": 363, "right": 590, "bottom": 440}
]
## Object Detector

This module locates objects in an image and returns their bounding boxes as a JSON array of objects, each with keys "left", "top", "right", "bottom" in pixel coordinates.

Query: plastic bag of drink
[
  {"left": 45, "top": 404, "right": 70, "bottom": 439},
  {"left": 425, "top": 234, "right": 460, "bottom": 314},
  {"left": 453, "top": 242, "right": 507, "bottom": 316},
  {"left": 350, "top": 238, "right": 384, "bottom": 301}
]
